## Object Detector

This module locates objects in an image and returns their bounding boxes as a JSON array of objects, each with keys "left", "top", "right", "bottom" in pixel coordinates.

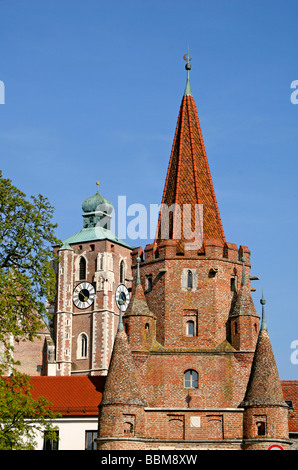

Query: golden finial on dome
[{"left": 96, "top": 181, "right": 99, "bottom": 192}]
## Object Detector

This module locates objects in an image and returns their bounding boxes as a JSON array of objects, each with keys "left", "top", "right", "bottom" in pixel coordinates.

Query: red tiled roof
[
  {"left": 155, "top": 94, "right": 225, "bottom": 253},
  {"left": 240, "top": 328, "right": 286, "bottom": 408},
  {"left": 29, "top": 376, "right": 105, "bottom": 416},
  {"left": 282, "top": 380, "right": 298, "bottom": 433}
]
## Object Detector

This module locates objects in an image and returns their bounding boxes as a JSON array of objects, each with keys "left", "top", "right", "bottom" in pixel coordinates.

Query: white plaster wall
[{"left": 34, "top": 417, "right": 98, "bottom": 450}]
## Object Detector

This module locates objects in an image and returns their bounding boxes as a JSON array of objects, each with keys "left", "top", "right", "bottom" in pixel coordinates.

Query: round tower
[
  {"left": 240, "top": 294, "right": 291, "bottom": 450},
  {"left": 97, "top": 313, "right": 148, "bottom": 450}
]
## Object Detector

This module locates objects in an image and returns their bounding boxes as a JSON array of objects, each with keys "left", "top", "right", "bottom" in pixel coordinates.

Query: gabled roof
[
  {"left": 155, "top": 69, "right": 225, "bottom": 253},
  {"left": 29, "top": 376, "right": 105, "bottom": 416}
]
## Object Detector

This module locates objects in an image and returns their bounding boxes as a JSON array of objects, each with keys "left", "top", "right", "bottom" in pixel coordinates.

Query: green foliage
[
  {"left": 0, "top": 171, "right": 61, "bottom": 373},
  {"left": 0, "top": 373, "right": 60, "bottom": 450}
]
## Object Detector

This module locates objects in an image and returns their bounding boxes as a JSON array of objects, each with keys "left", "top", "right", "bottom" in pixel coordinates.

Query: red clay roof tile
[{"left": 29, "top": 376, "right": 105, "bottom": 416}]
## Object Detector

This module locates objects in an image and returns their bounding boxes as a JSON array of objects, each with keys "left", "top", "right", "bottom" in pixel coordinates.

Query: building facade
[{"left": 97, "top": 60, "right": 292, "bottom": 450}]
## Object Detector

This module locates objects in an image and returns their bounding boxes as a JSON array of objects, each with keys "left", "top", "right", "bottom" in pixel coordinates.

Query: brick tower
[
  {"left": 97, "top": 57, "right": 290, "bottom": 450},
  {"left": 50, "top": 183, "right": 132, "bottom": 376}
]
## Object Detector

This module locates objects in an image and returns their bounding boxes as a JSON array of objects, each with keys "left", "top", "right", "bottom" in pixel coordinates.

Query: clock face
[
  {"left": 115, "top": 284, "right": 130, "bottom": 311},
  {"left": 73, "top": 282, "right": 96, "bottom": 309}
]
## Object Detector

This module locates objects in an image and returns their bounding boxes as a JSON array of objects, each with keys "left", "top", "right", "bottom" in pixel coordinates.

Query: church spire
[{"left": 155, "top": 54, "right": 225, "bottom": 253}]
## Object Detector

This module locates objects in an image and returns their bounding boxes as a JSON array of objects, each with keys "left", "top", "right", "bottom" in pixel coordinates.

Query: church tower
[{"left": 50, "top": 183, "right": 132, "bottom": 376}]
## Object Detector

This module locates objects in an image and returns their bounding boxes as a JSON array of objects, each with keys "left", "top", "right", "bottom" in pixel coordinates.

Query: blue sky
[{"left": 1, "top": 0, "right": 298, "bottom": 379}]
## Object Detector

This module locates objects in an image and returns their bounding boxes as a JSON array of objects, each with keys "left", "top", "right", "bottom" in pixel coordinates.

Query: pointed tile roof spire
[
  {"left": 155, "top": 56, "right": 225, "bottom": 253},
  {"left": 229, "top": 255, "right": 258, "bottom": 319},
  {"left": 124, "top": 256, "right": 155, "bottom": 320},
  {"left": 240, "top": 294, "right": 287, "bottom": 408},
  {"left": 100, "top": 328, "right": 148, "bottom": 407}
]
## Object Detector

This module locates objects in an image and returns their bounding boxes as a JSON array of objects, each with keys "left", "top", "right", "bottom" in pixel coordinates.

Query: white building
[{"left": 29, "top": 376, "right": 104, "bottom": 450}]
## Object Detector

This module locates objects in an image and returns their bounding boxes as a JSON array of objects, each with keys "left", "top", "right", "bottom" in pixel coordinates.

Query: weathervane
[
  {"left": 183, "top": 47, "right": 192, "bottom": 96},
  {"left": 183, "top": 47, "right": 192, "bottom": 69}
]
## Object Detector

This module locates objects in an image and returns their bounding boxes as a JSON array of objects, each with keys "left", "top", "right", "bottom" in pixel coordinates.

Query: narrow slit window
[
  {"left": 186, "top": 320, "right": 195, "bottom": 336},
  {"left": 79, "top": 257, "right": 86, "bottom": 280},
  {"left": 187, "top": 270, "right": 193, "bottom": 289},
  {"left": 81, "top": 334, "right": 88, "bottom": 358},
  {"left": 120, "top": 260, "right": 125, "bottom": 284}
]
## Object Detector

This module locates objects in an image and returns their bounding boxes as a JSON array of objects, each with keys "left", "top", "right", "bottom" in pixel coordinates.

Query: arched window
[
  {"left": 186, "top": 320, "right": 195, "bottom": 336},
  {"left": 184, "top": 369, "right": 198, "bottom": 389},
  {"left": 187, "top": 270, "right": 193, "bottom": 289},
  {"left": 79, "top": 333, "right": 88, "bottom": 358},
  {"left": 79, "top": 257, "right": 86, "bottom": 280},
  {"left": 120, "top": 260, "right": 125, "bottom": 284}
]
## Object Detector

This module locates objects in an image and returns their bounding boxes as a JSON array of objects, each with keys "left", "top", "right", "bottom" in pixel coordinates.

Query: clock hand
[{"left": 79, "top": 291, "right": 89, "bottom": 301}]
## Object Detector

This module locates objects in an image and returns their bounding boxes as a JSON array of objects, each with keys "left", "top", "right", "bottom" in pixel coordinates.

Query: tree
[
  {"left": 0, "top": 373, "right": 60, "bottom": 450},
  {"left": 0, "top": 171, "right": 61, "bottom": 372}
]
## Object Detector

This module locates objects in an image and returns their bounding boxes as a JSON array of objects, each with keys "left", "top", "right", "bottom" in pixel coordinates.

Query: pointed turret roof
[
  {"left": 230, "top": 255, "right": 259, "bottom": 318},
  {"left": 155, "top": 57, "right": 225, "bottom": 253},
  {"left": 100, "top": 328, "right": 148, "bottom": 407},
  {"left": 240, "top": 295, "right": 287, "bottom": 408},
  {"left": 124, "top": 256, "right": 155, "bottom": 319}
]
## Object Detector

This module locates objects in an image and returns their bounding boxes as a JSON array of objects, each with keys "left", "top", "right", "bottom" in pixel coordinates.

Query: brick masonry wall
[
  {"left": 133, "top": 243, "right": 257, "bottom": 351},
  {"left": 53, "top": 239, "right": 132, "bottom": 376}
]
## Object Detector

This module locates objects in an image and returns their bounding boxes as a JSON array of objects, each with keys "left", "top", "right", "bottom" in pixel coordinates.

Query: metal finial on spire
[
  {"left": 183, "top": 47, "right": 192, "bottom": 96},
  {"left": 241, "top": 254, "right": 246, "bottom": 286},
  {"left": 260, "top": 290, "right": 267, "bottom": 331},
  {"left": 96, "top": 181, "right": 99, "bottom": 193},
  {"left": 136, "top": 256, "right": 141, "bottom": 286}
]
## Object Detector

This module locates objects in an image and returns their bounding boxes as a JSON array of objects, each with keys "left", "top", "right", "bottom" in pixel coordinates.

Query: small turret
[
  {"left": 97, "top": 303, "right": 148, "bottom": 450},
  {"left": 123, "top": 256, "right": 157, "bottom": 350},
  {"left": 240, "top": 293, "right": 291, "bottom": 450},
  {"left": 228, "top": 255, "right": 260, "bottom": 351}
]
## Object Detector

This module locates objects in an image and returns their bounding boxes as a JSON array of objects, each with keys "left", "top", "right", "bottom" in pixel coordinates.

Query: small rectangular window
[
  {"left": 43, "top": 431, "right": 59, "bottom": 450},
  {"left": 85, "top": 431, "right": 97, "bottom": 450},
  {"left": 146, "top": 275, "right": 152, "bottom": 293}
]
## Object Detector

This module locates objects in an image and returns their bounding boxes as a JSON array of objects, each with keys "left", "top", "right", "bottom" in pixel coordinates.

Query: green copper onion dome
[
  {"left": 81, "top": 182, "right": 114, "bottom": 229},
  {"left": 81, "top": 181, "right": 113, "bottom": 215}
]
